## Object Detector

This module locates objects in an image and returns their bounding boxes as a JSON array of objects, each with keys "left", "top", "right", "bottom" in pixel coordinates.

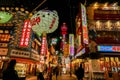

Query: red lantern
[{"left": 61, "top": 22, "right": 68, "bottom": 35}]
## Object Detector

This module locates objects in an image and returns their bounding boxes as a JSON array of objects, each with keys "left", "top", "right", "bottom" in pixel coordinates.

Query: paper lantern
[
  {"left": 0, "top": 11, "right": 13, "bottom": 23},
  {"left": 31, "top": 10, "right": 59, "bottom": 36}
]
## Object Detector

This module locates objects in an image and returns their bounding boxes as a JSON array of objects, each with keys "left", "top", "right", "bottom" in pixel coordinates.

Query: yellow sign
[
  {"left": 105, "top": 57, "right": 109, "bottom": 62},
  {"left": 115, "top": 57, "right": 119, "bottom": 62},
  {"left": 110, "top": 57, "right": 114, "bottom": 61}
]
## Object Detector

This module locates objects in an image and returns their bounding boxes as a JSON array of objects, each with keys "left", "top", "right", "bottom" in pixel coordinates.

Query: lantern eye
[
  {"left": 37, "top": 13, "right": 40, "bottom": 16},
  {"left": 48, "top": 13, "right": 51, "bottom": 15},
  {"left": 42, "top": 15, "right": 45, "bottom": 17},
  {"left": 0, "top": 11, "right": 13, "bottom": 23}
]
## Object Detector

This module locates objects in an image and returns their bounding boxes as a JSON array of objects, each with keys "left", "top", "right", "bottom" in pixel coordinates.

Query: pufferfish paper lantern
[{"left": 30, "top": 10, "right": 59, "bottom": 36}]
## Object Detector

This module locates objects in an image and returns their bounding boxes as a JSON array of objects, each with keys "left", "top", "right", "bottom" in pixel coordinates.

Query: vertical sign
[
  {"left": 81, "top": 4, "right": 89, "bottom": 44},
  {"left": 19, "top": 19, "right": 32, "bottom": 47},
  {"left": 69, "top": 34, "right": 74, "bottom": 56},
  {"left": 40, "top": 37, "right": 47, "bottom": 55}
]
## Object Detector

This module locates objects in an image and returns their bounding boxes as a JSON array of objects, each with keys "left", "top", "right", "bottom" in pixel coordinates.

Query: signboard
[
  {"left": 94, "top": 10, "right": 120, "bottom": 20},
  {"left": 0, "top": 43, "right": 8, "bottom": 47},
  {"left": 64, "top": 44, "right": 69, "bottom": 56},
  {"left": 69, "top": 34, "right": 74, "bottom": 56},
  {"left": 31, "top": 52, "right": 40, "bottom": 61},
  {"left": 75, "top": 48, "right": 85, "bottom": 58},
  {"left": 81, "top": 4, "right": 89, "bottom": 44},
  {"left": 19, "top": 19, "right": 32, "bottom": 47},
  {"left": 97, "top": 45, "right": 120, "bottom": 52},
  {"left": 95, "top": 20, "right": 120, "bottom": 31},
  {"left": 40, "top": 37, "right": 47, "bottom": 55},
  {"left": 10, "top": 49, "right": 30, "bottom": 58},
  {"left": 0, "top": 48, "right": 8, "bottom": 55}
]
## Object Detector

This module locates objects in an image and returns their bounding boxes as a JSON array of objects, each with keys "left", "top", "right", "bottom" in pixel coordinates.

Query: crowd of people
[
  {"left": 2, "top": 59, "right": 85, "bottom": 80},
  {"left": 44, "top": 64, "right": 62, "bottom": 80}
]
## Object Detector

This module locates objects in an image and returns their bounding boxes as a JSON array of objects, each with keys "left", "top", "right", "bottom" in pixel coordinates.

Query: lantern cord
[{"left": 31, "top": 0, "right": 47, "bottom": 13}]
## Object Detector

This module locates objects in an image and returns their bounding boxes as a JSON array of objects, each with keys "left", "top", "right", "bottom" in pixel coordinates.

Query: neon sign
[
  {"left": 81, "top": 4, "right": 89, "bottom": 44},
  {"left": 97, "top": 45, "right": 120, "bottom": 52},
  {"left": 19, "top": 19, "right": 31, "bottom": 47}
]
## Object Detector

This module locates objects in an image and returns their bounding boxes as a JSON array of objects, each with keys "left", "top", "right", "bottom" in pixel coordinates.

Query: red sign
[
  {"left": 40, "top": 37, "right": 47, "bottom": 55},
  {"left": 19, "top": 19, "right": 32, "bottom": 47}
]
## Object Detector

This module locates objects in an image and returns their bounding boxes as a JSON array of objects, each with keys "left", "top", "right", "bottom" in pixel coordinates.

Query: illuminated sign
[
  {"left": 81, "top": 4, "right": 89, "bottom": 44},
  {"left": 40, "top": 37, "right": 47, "bottom": 55},
  {"left": 95, "top": 20, "right": 120, "bottom": 31},
  {"left": 0, "top": 43, "right": 8, "bottom": 47},
  {"left": 64, "top": 44, "right": 69, "bottom": 55},
  {"left": 19, "top": 19, "right": 31, "bottom": 47},
  {"left": 31, "top": 52, "right": 40, "bottom": 61},
  {"left": 94, "top": 10, "right": 120, "bottom": 20},
  {"left": 0, "top": 34, "right": 10, "bottom": 42},
  {"left": 0, "top": 11, "right": 13, "bottom": 23},
  {"left": 69, "top": 34, "right": 74, "bottom": 56},
  {"left": 97, "top": 45, "right": 120, "bottom": 52},
  {"left": 0, "top": 48, "right": 8, "bottom": 55},
  {"left": 51, "top": 38, "right": 57, "bottom": 44},
  {"left": 75, "top": 48, "right": 85, "bottom": 58},
  {"left": 10, "top": 49, "right": 30, "bottom": 58}
]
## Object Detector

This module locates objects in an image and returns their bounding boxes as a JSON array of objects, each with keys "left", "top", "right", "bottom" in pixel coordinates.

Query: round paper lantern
[
  {"left": 0, "top": 11, "right": 13, "bottom": 23},
  {"left": 31, "top": 10, "right": 59, "bottom": 36}
]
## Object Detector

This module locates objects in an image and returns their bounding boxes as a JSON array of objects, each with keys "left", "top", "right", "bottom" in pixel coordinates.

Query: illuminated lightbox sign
[
  {"left": 97, "top": 45, "right": 120, "bottom": 52},
  {"left": 75, "top": 48, "right": 85, "bottom": 58},
  {"left": 40, "top": 37, "right": 47, "bottom": 55},
  {"left": 0, "top": 48, "right": 8, "bottom": 55},
  {"left": 69, "top": 34, "right": 74, "bottom": 56},
  {"left": 81, "top": 4, "right": 89, "bottom": 44},
  {"left": 51, "top": 38, "right": 57, "bottom": 44},
  {"left": 19, "top": 19, "right": 31, "bottom": 47}
]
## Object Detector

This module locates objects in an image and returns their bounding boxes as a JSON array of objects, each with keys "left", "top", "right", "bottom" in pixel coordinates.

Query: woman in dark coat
[{"left": 2, "top": 59, "right": 20, "bottom": 80}]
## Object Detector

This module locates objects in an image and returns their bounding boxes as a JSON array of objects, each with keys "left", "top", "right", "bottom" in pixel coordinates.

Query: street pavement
[
  {"left": 26, "top": 74, "right": 77, "bottom": 80},
  {"left": 52, "top": 74, "right": 77, "bottom": 80}
]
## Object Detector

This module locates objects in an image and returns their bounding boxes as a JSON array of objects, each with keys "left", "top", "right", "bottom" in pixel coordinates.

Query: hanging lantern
[
  {"left": 61, "top": 22, "right": 68, "bottom": 35},
  {"left": 0, "top": 11, "right": 13, "bottom": 23},
  {"left": 30, "top": 10, "right": 59, "bottom": 36}
]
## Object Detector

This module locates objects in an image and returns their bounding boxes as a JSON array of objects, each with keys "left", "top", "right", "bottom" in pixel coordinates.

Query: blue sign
[{"left": 97, "top": 45, "right": 120, "bottom": 52}]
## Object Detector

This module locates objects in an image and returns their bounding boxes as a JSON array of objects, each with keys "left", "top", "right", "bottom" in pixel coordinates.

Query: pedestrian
[
  {"left": 75, "top": 63, "right": 84, "bottom": 80},
  {"left": 37, "top": 72, "right": 45, "bottom": 80},
  {"left": 46, "top": 64, "right": 53, "bottom": 80},
  {"left": 55, "top": 65, "right": 59, "bottom": 80},
  {"left": 2, "top": 59, "right": 20, "bottom": 80},
  {"left": 36, "top": 66, "right": 45, "bottom": 80}
]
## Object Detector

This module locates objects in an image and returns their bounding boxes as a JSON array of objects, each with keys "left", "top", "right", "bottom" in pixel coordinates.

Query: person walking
[
  {"left": 55, "top": 66, "right": 59, "bottom": 80},
  {"left": 36, "top": 66, "right": 45, "bottom": 80},
  {"left": 2, "top": 59, "right": 20, "bottom": 80},
  {"left": 75, "top": 63, "right": 84, "bottom": 80}
]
